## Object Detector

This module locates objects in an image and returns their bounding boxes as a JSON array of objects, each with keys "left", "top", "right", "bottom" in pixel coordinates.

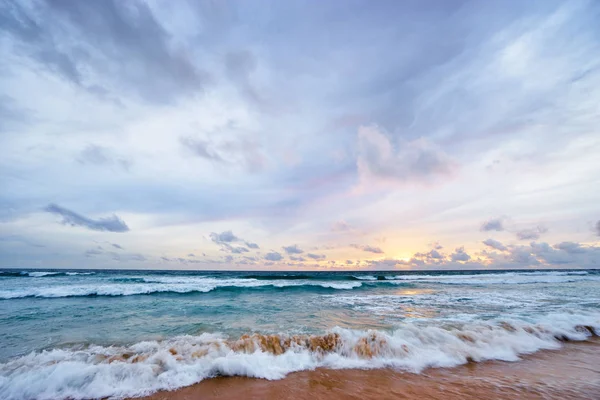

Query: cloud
[
  {"left": 450, "top": 247, "right": 471, "bottom": 262},
  {"left": 181, "top": 136, "right": 266, "bottom": 173},
  {"left": 209, "top": 231, "right": 260, "bottom": 254},
  {"left": 526, "top": 241, "right": 600, "bottom": 266},
  {"left": 264, "top": 252, "right": 283, "bottom": 261},
  {"left": 111, "top": 243, "right": 123, "bottom": 250},
  {"left": 331, "top": 220, "right": 352, "bottom": 232},
  {"left": 229, "top": 246, "right": 249, "bottom": 254},
  {"left": 84, "top": 248, "right": 103, "bottom": 257},
  {"left": 45, "top": 203, "right": 129, "bottom": 232},
  {"left": 414, "top": 249, "right": 445, "bottom": 260},
  {"left": 77, "top": 145, "right": 131, "bottom": 170},
  {"left": 481, "top": 217, "right": 505, "bottom": 232},
  {"left": 224, "top": 50, "right": 265, "bottom": 107},
  {"left": 482, "top": 238, "right": 508, "bottom": 251},
  {"left": 350, "top": 244, "right": 384, "bottom": 254},
  {"left": 84, "top": 246, "right": 145, "bottom": 262},
  {"left": 180, "top": 137, "right": 226, "bottom": 163},
  {"left": 210, "top": 231, "right": 240, "bottom": 243},
  {"left": 554, "top": 242, "right": 586, "bottom": 254},
  {"left": 357, "top": 125, "right": 455, "bottom": 185},
  {"left": 282, "top": 244, "right": 304, "bottom": 254},
  {"left": 290, "top": 255, "right": 305, "bottom": 262},
  {"left": 0, "top": 95, "right": 31, "bottom": 133},
  {"left": 306, "top": 253, "right": 326, "bottom": 260},
  {"left": 516, "top": 226, "right": 547, "bottom": 241},
  {"left": 1, "top": 0, "right": 208, "bottom": 103},
  {"left": 596, "top": 220, "right": 600, "bottom": 236}
]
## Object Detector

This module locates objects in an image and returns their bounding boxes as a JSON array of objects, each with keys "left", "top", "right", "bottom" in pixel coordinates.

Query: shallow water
[{"left": 0, "top": 269, "right": 599, "bottom": 399}]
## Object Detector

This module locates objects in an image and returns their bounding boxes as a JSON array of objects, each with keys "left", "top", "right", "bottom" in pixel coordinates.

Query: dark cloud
[
  {"left": 1, "top": 0, "right": 208, "bottom": 103},
  {"left": 450, "top": 247, "right": 471, "bottom": 262},
  {"left": 596, "top": 220, "right": 600, "bottom": 236},
  {"left": 111, "top": 243, "right": 123, "bottom": 250},
  {"left": 506, "top": 245, "right": 540, "bottom": 266},
  {"left": 264, "top": 251, "right": 283, "bottom": 261},
  {"left": 289, "top": 255, "right": 305, "bottom": 262},
  {"left": 350, "top": 244, "right": 384, "bottom": 254},
  {"left": 357, "top": 126, "right": 455, "bottom": 184},
  {"left": 480, "top": 217, "right": 505, "bottom": 232},
  {"left": 77, "top": 145, "right": 131, "bottom": 171},
  {"left": 528, "top": 242, "right": 600, "bottom": 266},
  {"left": 306, "top": 253, "right": 326, "bottom": 260},
  {"left": 245, "top": 241, "right": 260, "bottom": 249},
  {"left": 554, "top": 242, "right": 586, "bottom": 254},
  {"left": 482, "top": 238, "right": 507, "bottom": 251},
  {"left": 282, "top": 244, "right": 304, "bottom": 254},
  {"left": 45, "top": 203, "right": 129, "bottom": 232}
]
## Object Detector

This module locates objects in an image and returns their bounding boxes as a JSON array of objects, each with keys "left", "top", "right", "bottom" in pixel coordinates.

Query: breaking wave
[
  {"left": 0, "top": 278, "right": 365, "bottom": 299},
  {"left": 0, "top": 313, "right": 597, "bottom": 400},
  {"left": 0, "top": 271, "right": 95, "bottom": 278}
]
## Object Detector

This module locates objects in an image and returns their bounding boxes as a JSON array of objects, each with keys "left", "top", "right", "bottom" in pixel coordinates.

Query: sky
[{"left": 1, "top": 0, "right": 599, "bottom": 271}]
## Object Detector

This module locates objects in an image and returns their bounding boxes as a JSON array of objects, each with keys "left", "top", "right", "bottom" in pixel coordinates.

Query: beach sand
[{"left": 136, "top": 339, "right": 600, "bottom": 400}]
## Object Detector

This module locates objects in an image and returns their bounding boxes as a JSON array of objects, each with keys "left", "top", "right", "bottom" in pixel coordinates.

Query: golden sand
[{"left": 135, "top": 339, "right": 600, "bottom": 400}]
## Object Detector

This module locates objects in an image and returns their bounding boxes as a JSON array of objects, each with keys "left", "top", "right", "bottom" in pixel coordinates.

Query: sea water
[{"left": 0, "top": 269, "right": 599, "bottom": 399}]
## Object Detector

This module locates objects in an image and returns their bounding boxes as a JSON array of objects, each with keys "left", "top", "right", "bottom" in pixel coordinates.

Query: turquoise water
[{"left": 1, "top": 269, "right": 599, "bottom": 399}]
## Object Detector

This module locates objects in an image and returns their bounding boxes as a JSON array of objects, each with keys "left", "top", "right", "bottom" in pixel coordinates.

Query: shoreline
[{"left": 135, "top": 339, "right": 600, "bottom": 400}]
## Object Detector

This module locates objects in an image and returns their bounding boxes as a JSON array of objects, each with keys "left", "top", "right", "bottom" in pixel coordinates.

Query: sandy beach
[{"left": 137, "top": 339, "right": 600, "bottom": 400}]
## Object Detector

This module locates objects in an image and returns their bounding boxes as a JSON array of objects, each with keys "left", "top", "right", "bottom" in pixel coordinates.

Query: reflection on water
[{"left": 393, "top": 288, "right": 436, "bottom": 296}]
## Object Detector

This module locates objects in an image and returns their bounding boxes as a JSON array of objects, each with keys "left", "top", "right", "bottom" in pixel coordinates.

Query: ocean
[{"left": 0, "top": 268, "right": 599, "bottom": 399}]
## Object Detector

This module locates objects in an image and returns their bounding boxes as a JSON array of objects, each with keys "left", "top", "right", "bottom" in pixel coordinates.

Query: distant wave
[
  {"left": 0, "top": 279, "right": 366, "bottom": 299},
  {"left": 0, "top": 271, "right": 95, "bottom": 278},
  {"left": 0, "top": 312, "right": 597, "bottom": 400},
  {"left": 1, "top": 270, "right": 598, "bottom": 299}
]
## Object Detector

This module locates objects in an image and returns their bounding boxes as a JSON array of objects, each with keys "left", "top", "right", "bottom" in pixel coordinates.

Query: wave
[
  {"left": 382, "top": 271, "right": 598, "bottom": 285},
  {"left": 0, "top": 279, "right": 365, "bottom": 299},
  {"left": 2, "top": 270, "right": 598, "bottom": 299},
  {"left": 0, "top": 271, "right": 95, "bottom": 278},
  {"left": 0, "top": 313, "right": 597, "bottom": 400}
]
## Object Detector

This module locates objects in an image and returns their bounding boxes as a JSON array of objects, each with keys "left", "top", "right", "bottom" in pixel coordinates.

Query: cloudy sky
[{"left": 1, "top": 0, "right": 599, "bottom": 270}]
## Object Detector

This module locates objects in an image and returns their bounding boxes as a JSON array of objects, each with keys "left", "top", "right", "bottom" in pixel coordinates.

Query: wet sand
[{"left": 136, "top": 340, "right": 600, "bottom": 400}]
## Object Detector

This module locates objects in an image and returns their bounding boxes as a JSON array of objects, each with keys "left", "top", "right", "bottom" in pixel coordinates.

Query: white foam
[
  {"left": 383, "top": 271, "right": 598, "bottom": 285},
  {"left": 0, "top": 278, "right": 362, "bottom": 299},
  {"left": 0, "top": 313, "right": 597, "bottom": 400},
  {"left": 26, "top": 272, "right": 62, "bottom": 278},
  {"left": 353, "top": 275, "right": 377, "bottom": 280}
]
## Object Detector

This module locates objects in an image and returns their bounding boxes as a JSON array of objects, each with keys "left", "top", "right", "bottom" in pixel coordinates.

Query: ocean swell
[
  {"left": 0, "top": 278, "right": 365, "bottom": 299},
  {"left": 0, "top": 313, "right": 597, "bottom": 400}
]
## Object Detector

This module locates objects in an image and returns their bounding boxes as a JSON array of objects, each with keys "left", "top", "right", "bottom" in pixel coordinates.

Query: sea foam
[{"left": 0, "top": 313, "right": 597, "bottom": 400}]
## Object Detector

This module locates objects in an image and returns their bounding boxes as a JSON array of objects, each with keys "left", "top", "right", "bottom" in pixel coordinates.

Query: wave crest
[{"left": 0, "top": 313, "right": 598, "bottom": 400}]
